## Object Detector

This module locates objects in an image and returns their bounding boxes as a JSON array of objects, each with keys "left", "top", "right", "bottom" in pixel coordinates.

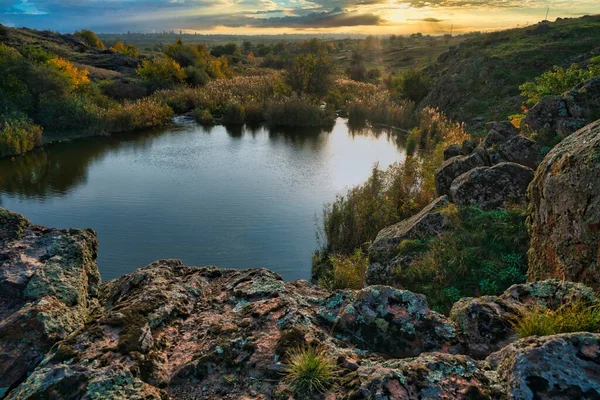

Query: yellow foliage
[{"left": 48, "top": 57, "right": 90, "bottom": 88}]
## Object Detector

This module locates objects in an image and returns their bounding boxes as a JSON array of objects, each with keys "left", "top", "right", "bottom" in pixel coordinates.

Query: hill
[{"left": 422, "top": 15, "right": 600, "bottom": 128}]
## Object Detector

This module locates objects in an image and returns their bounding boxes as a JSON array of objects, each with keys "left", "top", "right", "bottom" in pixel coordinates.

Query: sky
[{"left": 1, "top": 0, "right": 599, "bottom": 35}]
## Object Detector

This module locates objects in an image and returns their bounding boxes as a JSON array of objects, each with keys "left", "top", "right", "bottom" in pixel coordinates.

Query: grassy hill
[{"left": 421, "top": 15, "right": 600, "bottom": 128}]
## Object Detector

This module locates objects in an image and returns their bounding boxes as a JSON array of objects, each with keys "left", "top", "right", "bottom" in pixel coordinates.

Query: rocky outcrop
[
  {"left": 449, "top": 162, "right": 534, "bottom": 210},
  {"left": 487, "top": 134, "right": 540, "bottom": 169},
  {"left": 450, "top": 280, "right": 597, "bottom": 359},
  {"left": 487, "top": 332, "right": 600, "bottom": 399},
  {"left": 3, "top": 209, "right": 600, "bottom": 399},
  {"left": 528, "top": 120, "right": 600, "bottom": 286},
  {"left": 0, "top": 208, "right": 100, "bottom": 397},
  {"left": 435, "top": 148, "right": 489, "bottom": 196},
  {"left": 366, "top": 196, "right": 452, "bottom": 285},
  {"left": 523, "top": 76, "right": 600, "bottom": 141}
]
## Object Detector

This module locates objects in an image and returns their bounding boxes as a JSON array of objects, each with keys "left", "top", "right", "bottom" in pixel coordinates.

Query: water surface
[{"left": 0, "top": 118, "right": 405, "bottom": 281}]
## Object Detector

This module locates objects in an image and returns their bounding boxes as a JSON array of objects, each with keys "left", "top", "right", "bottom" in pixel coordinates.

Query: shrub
[
  {"left": 74, "top": 30, "right": 105, "bottom": 49},
  {"left": 222, "top": 102, "right": 245, "bottom": 125},
  {"left": 318, "top": 249, "right": 368, "bottom": 290},
  {"left": 109, "top": 41, "right": 139, "bottom": 58},
  {"left": 104, "top": 98, "right": 174, "bottom": 133},
  {"left": 153, "top": 87, "right": 202, "bottom": 113},
  {"left": 193, "top": 108, "right": 214, "bottom": 125},
  {"left": 183, "top": 66, "right": 210, "bottom": 87},
  {"left": 520, "top": 63, "right": 600, "bottom": 105},
  {"left": 137, "top": 57, "right": 186, "bottom": 91},
  {"left": 285, "top": 49, "right": 334, "bottom": 97},
  {"left": 284, "top": 346, "right": 337, "bottom": 395},
  {"left": 101, "top": 79, "right": 147, "bottom": 101},
  {"left": 266, "top": 96, "right": 333, "bottom": 128},
  {"left": 36, "top": 94, "right": 103, "bottom": 132},
  {"left": 0, "top": 116, "right": 43, "bottom": 157},
  {"left": 513, "top": 302, "right": 600, "bottom": 338},
  {"left": 0, "top": 24, "right": 8, "bottom": 37},
  {"left": 389, "top": 69, "right": 431, "bottom": 103},
  {"left": 400, "top": 206, "right": 529, "bottom": 312}
]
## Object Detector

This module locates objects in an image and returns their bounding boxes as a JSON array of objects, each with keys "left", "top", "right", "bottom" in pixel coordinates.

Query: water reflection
[{"left": 0, "top": 118, "right": 405, "bottom": 281}]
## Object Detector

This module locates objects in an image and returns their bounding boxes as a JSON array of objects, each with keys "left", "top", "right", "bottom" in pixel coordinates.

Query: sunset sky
[{"left": 1, "top": 0, "right": 599, "bottom": 34}]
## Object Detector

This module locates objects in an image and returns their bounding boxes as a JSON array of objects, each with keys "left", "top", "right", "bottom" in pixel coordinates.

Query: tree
[
  {"left": 110, "top": 41, "right": 139, "bottom": 57},
  {"left": 390, "top": 69, "right": 431, "bottom": 103},
  {"left": 136, "top": 57, "right": 186, "bottom": 90},
  {"left": 74, "top": 30, "right": 105, "bottom": 50},
  {"left": 285, "top": 45, "right": 334, "bottom": 97}
]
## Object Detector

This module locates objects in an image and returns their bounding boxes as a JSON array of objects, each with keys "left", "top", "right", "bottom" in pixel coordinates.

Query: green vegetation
[
  {"left": 109, "top": 41, "right": 139, "bottom": 57},
  {"left": 317, "top": 249, "right": 369, "bottom": 290},
  {"left": 74, "top": 30, "right": 105, "bottom": 49},
  {"left": 513, "top": 302, "right": 600, "bottom": 338},
  {"left": 0, "top": 116, "right": 43, "bottom": 157},
  {"left": 284, "top": 346, "right": 338, "bottom": 395},
  {"left": 519, "top": 63, "right": 600, "bottom": 105},
  {"left": 387, "top": 69, "right": 431, "bottom": 104},
  {"left": 398, "top": 206, "right": 528, "bottom": 312},
  {"left": 137, "top": 57, "right": 186, "bottom": 90}
]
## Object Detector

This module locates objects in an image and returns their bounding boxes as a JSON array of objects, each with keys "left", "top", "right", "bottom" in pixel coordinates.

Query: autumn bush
[{"left": 104, "top": 98, "right": 174, "bottom": 133}]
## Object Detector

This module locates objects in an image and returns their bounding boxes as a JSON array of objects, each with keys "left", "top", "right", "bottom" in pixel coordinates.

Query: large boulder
[
  {"left": 0, "top": 208, "right": 100, "bottom": 397},
  {"left": 319, "top": 286, "right": 464, "bottom": 358},
  {"left": 349, "top": 352, "right": 501, "bottom": 399},
  {"left": 488, "top": 134, "right": 541, "bottom": 169},
  {"left": 528, "top": 120, "right": 600, "bottom": 286},
  {"left": 366, "top": 196, "right": 452, "bottom": 285},
  {"left": 449, "top": 162, "right": 534, "bottom": 210},
  {"left": 435, "top": 148, "right": 489, "bottom": 197},
  {"left": 450, "top": 280, "right": 598, "bottom": 359},
  {"left": 487, "top": 332, "right": 600, "bottom": 399}
]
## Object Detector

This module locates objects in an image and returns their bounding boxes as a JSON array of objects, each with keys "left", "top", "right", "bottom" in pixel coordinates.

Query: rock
[
  {"left": 319, "top": 286, "right": 464, "bottom": 358},
  {"left": 528, "top": 120, "right": 600, "bottom": 286},
  {"left": 523, "top": 77, "right": 600, "bottom": 141},
  {"left": 367, "top": 196, "right": 452, "bottom": 278},
  {"left": 488, "top": 134, "right": 541, "bottom": 169},
  {"left": 0, "top": 208, "right": 99, "bottom": 396},
  {"left": 443, "top": 144, "right": 462, "bottom": 160},
  {"left": 450, "top": 296, "right": 520, "bottom": 360},
  {"left": 487, "top": 332, "right": 600, "bottom": 399},
  {"left": 450, "top": 280, "right": 598, "bottom": 359},
  {"left": 461, "top": 139, "right": 477, "bottom": 155},
  {"left": 435, "top": 148, "right": 489, "bottom": 196},
  {"left": 482, "top": 121, "right": 519, "bottom": 148},
  {"left": 449, "top": 162, "right": 534, "bottom": 210},
  {"left": 349, "top": 352, "right": 501, "bottom": 399}
]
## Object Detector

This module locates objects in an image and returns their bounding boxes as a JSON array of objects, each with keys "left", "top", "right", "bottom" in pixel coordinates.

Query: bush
[
  {"left": 513, "top": 302, "right": 600, "bottom": 338},
  {"left": 153, "top": 87, "right": 202, "bottom": 113},
  {"left": 0, "top": 116, "right": 43, "bottom": 157},
  {"left": 266, "top": 96, "right": 333, "bottom": 128},
  {"left": 221, "top": 102, "right": 245, "bottom": 125},
  {"left": 399, "top": 206, "right": 529, "bottom": 312},
  {"left": 0, "top": 24, "right": 9, "bottom": 38},
  {"left": 109, "top": 41, "right": 139, "bottom": 57},
  {"left": 193, "top": 108, "right": 214, "bottom": 125},
  {"left": 104, "top": 98, "right": 174, "bottom": 133},
  {"left": 388, "top": 69, "right": 431, "bottom": 104},
  {"left": 74, "top": 30, "right": 105, "bottom": 49},
  {"left": 284, "top": 346, "right": 337, "bottom": 395},
  {"left": 520, "top": 63, "right": 600, "bottom": 105},
  {"left": 318, "top": 249, "right": 368, "bottom": 290},
  {"left": 137, "top": 57, "right": 186, "bottom": 91},
  {"left": 184, "top": 66, "right": 210, "bottom": 87},
  {"left": 101, "top": 79, "right": 147, "bottom": 101},
  {"left": 36, "top": 94, "right": 103, "bottom": 132}
]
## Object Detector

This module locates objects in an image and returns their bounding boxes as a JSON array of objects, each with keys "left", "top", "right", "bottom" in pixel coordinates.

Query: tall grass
[
  {"left": 318, "top": 249, "right": 369, "bottom": 290},
  {"left": 512, "top": 302, "right": 600, "bottom": 338},
  {"left": 266, "top": 96, "right": 333, "bottom": 128},
  {"left": 0, "top": 116, "right": 43, "bottom": 157},
  {"left": 104, "top": 98, "right": 174, "bottom": 133}
]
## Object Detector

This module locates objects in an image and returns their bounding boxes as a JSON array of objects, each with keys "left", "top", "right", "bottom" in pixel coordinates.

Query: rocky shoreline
[{"left": 1, "top": 207, "right": 600, "bottom": 399}]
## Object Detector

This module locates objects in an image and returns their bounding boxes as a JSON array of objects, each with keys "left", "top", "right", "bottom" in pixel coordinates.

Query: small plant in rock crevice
[{"left": 283, "top": 346, "right": 338, "bottom": 395}]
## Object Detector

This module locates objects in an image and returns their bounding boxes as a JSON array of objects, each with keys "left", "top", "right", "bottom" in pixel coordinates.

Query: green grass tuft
[
  {"left": 283, "top": 346, "right": 338, "bottom": 395},
  {"left": 512, "top": 302, "right": 600, "bottom": 338}
]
